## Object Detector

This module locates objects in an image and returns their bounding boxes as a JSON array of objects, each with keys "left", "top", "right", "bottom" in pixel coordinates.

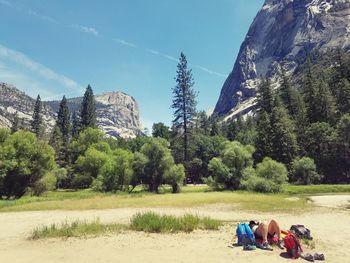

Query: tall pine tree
[
  {"left": 254, "top": 111, "right": 273, "bottom": 163},
  {"left": 53, "top": 96, "right": 71, "bottom": 165},
  {"left": 256, "top": 78, "right": 274, "bottom": 115},
  {"left": 171, "top": 52, "right": 197, "bottom": 162},
  {"left": 31, "top": 95, "right": 44, "bottom": 138},
  {"left": 270, "top": 99, "right": 299, "bottom": 166},
  {"left": 336, "top": 78, "right": 350, "bottom": 115},
  {"left": 72, "top": 111, "right": 82, "bottom": 139},
  {"left": 80, "top": 85, "right": 96, "bottom": 130}
]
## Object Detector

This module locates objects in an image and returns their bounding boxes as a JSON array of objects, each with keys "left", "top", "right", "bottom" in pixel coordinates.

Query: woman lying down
[{"left": 249, "top": 219, "right": 285, "bottom": 250}]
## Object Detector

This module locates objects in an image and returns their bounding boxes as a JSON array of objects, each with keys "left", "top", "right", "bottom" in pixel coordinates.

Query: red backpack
[{"left": 283, "top": 231, "right": 303, "bottom": 259}]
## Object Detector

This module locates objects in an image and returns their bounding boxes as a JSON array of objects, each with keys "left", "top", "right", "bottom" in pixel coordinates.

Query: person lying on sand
[{"left": 249, "top": 219, "right": 284, "bottom": 251}]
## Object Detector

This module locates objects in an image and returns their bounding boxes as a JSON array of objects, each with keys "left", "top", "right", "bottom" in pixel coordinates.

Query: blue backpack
[{"left": 236, "top": 223, "right": 255, "bottom": 246}]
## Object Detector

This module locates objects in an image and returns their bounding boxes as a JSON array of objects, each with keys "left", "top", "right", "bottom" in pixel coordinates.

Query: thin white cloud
[
  {"left": 114, "top": 38, "right": 137, "bottom": 48},
  {"left": 191, "top": 64, "right": 227, "bottom": 78},
  {"left": 0, "top": 44, "right": 83, "bottom": 92},
  {"left": 0, "top": 0, "right": 12, "bottom": 7},
  {"left": 28, "top": 9, "right": 57, "bottom": 24},
  {"left": 73, "top": 24, "right": 99, "bottom": 37}
]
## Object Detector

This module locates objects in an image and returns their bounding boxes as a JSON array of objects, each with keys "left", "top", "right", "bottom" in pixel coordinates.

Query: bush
[
  {"left": 0, "top": 131, "right": 56, "bottom": 199},
  {"left": 53, "top": 168, "right": 68, "bottom": 189},
  {"left": 98, "top": 149, "right": 133, "bottom": 192},
  {"left": 165, "top": 164, "right": 185, "bottom": 193},
  {"left": 32, "top": 172, "right": 58, "bottom": 195},
  {"left": 242, "top": 157, "right": 288, "bottom": 193},
  {"left": 291, "top": 157, "right": 321, "bottom": 185},
  {"left": 207, "top": 141, "right": 254, "bottom": 190}
]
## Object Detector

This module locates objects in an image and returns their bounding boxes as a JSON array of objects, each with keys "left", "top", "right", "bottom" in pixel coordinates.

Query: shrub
[
  {"left": 0, "top": 131, "right": 56, "bottom": 199},
  {"left": 98, "top": 149, "right": 133, "bottom": 192},
  {"left": 32, "top": 172, "right": 58, "bottom": 195},
  {"left": 165, "top": 164, "right": 185, "bottom": 193},
  {"left": 291, "top": 157, "right": 321, "bottom": 185},
  {"left": 53, "top": 168, "right": 68, "bottom": 189},
  {"left": 242, "top": 157, "right": 288, "bottom": 193},
  {"left": 207, "top": 141, "right": 254, "bottom": 190}
]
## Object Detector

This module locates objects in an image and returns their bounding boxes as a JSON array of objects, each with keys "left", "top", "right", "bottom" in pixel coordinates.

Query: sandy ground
[{"left": 0, "top": 196, "right": 349, "bottom": 263}]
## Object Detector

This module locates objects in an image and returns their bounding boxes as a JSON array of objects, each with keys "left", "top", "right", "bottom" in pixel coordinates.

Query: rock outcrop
[
  {"left": 0, "top": 83, "right": 142, "bottom": 138},
  {"left": 214, "top": 0, "right": 350, "bottom": 119}
]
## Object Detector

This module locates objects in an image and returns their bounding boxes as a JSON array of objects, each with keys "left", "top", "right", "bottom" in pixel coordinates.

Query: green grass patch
[
  {"left": 1, "top": 190, "right": 312, "bottom": 212},
  {"left": 30, "top": 218, "right": 127, "bottom": 240},
  {"left": 130, "top": 212, "right": 221, "bottom": 233},
  {"left": 283, "top": 184, "right": 350, "bottom": 195},
  {"left": 30, "top": 213, "right": 221, "bottom": 239},
  {"left": 0, "top": 190, "right": 312, "bottom": 213}
]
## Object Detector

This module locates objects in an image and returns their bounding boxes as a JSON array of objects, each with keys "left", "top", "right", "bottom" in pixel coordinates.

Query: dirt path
[{"left": 0, "top": 203, "right": 349, "bottom": 262}]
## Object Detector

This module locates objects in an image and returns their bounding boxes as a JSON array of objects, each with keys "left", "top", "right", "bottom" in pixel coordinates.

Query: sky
[{"left": 0, "top": 0, "right": 264, "bottom": 130}]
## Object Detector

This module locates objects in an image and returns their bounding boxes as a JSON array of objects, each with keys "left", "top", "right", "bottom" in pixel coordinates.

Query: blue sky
[{"left": 0, "top": 0, "right": 264, "bottom": 130}]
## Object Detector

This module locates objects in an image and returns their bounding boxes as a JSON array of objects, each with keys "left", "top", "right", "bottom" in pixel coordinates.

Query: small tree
[
  {"left": 291, "top": 157, "right": 321, "bottom": 185},
  {"left": 242, "top": 157, "right": 288, "bottom": 193},
  {"left": 165, "top": 164, "right": 185, "bottom": 193}
]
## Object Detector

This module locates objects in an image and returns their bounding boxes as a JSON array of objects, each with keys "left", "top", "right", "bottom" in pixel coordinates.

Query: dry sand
[{"left": 0, "top": 196, "right": 349, "bottom": 263}]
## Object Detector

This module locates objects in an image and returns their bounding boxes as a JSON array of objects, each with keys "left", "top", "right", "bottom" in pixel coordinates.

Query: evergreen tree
[
  {"left": 270, "top": 102, "right": 298, "bottom": 166},
  {"left": 313, "top": 80, "right": 337, "bottom": 123},
  {"left": 254, "top": 112, "right": 273, "bottom": 163},
  {"left": 336, "top": 114, "right": 350, "bottom": 183},
  {"left": 49, "top": 126, "right": 64, "bottom": 165},
  {"left": 294, "top": 95, "right": 309, "bottom": 155},
  {"left": 31, "top": 95, "right": 44, "bottom": 138},
  {"left": 256, "top": 78, "right": 274, "bottom": 115},
  {"left": 80, "top": 85, "right": 96, "bottom": 130},
  {"left": 72, "top": 111, "right": 82, "bottom": 139},
  {"left": 152, "top": 122, "right": 170, "bottom": 140},
  {"left": 54, "top": 96, "right": 71, "bottom": 165},
  {"left": 336, "top": 78, "right": 350, "bottom": 114},
  {"left": 209, "top": 114, "right": 220, "bottom": 136},
  {"left": 279, "top": 70, "right": 304, "bottom": 118},
  {"left": 302, "top": 59, "right": 318, "bottom": 113},
  {"left": 171, "top": 52, "right": 197, "bottom": 162},
  {"left": 196, "top": 111, "right": 210, "bottom": 135},
  {"left": 226, "top": 119, "right": 237, "bottom": 141},
  {"left": 11, "top": 112, "right": 20, "bottom": 133},
  {"left": 57, "top": 96, "right": 71, "bottom": 143}
]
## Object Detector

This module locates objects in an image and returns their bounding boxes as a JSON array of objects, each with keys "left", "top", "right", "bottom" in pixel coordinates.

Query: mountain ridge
[
  {"left": 0, "top": 82, "right": 142, "bottom": 138},
  {"left": 214, "top": 0, "right": 350, "bottom": 119}
]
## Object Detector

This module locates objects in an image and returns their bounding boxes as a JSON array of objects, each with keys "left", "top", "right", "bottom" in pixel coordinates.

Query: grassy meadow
[{"left": 1, "top": 184, "right": 349, "bottom": 213}]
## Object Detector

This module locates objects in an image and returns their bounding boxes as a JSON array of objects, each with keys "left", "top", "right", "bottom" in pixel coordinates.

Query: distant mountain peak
[{"left": 0, "top": 83, "right": 142, "bottom": 138}]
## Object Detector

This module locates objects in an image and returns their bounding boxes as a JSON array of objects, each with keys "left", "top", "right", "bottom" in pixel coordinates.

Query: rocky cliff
[
  {"left": 0, "top": 83, "right": 142, "bottom": 138},
  {"left": 214, "top": 0, "right": 350, "bottom": 119}
]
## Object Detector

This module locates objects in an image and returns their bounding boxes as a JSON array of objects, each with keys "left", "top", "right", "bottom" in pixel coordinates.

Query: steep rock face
[
  {"left": 214, "top": 0, "right": 350, "bottom": 118},
  {"left": 0, "top": 83, "right": 142, "bottom": 138},
  {"left": 47, "top": 92, "right": 142, "bottom": 138}
]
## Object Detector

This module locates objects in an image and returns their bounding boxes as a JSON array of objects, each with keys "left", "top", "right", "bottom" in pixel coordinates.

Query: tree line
[{"left": 1, "top": 50, "right": 349, "bottom": 199}]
